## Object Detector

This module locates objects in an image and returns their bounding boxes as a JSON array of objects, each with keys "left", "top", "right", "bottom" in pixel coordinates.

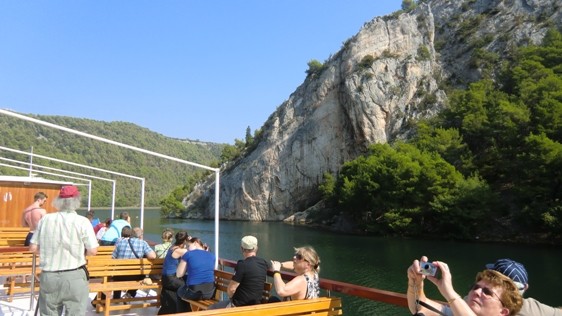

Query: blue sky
[{"left": 0, "top": 1, "right": 402, "bottom": 144}]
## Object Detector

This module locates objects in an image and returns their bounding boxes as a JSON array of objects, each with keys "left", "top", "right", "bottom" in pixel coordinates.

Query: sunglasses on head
[{"left": 470, "top": 283, "right": 504, "bottom": 306}]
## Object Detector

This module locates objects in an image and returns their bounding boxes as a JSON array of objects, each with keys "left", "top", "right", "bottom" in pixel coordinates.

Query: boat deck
[{"left": 0, "top": 290, "right": 160, "bottom": 316}]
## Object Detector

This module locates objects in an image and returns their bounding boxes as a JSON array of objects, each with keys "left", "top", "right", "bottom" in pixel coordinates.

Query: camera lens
[{"left": 423, "top": 264, "right": 429, "bottom": 269}]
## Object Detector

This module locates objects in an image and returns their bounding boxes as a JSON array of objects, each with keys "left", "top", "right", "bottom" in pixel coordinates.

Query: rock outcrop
[{"left": 183, "top": 0, "right": 561, "bottom": 221}]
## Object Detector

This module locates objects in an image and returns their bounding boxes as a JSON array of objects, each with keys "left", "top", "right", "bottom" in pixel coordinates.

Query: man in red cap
[{"left": 30, "top": 185, "right": 99, "bottom": 315}]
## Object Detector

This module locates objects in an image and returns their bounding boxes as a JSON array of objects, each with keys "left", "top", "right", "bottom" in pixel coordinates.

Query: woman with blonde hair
[
  {"left": 155, "top": 228, "right": 174, "bottom": 258},
  {"left": 270, "top": 246, "right": 320, "bottom": 301}
]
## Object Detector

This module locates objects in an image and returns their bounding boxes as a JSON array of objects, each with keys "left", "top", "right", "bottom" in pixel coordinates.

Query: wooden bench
[
  {"left": 0, "top": 227, "right": 29, "bottom": 247},
  {"left": 0, "top": 248, "right": 39, "bottom": 301},
  {"left": 184, "top": 269, "right": 272, "bottom": 311},
  {"left": 95, "top": 245, "right": 115, "bottom": 257},
  {"left": 0, "top": 243, "right": 115, "bottom": 301},
  {"left": 170, "top": 296, "right": 342, "bottom": 315},
  {"left": 87, "top": 257, "right": 164, "bottom": 316}
]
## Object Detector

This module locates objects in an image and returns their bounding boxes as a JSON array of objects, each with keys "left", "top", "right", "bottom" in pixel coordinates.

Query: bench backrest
[
  {"left": 214, "top": 269, "right": 272, "bottom": 303},
  {"left": 86, "top": 257, "right": 164, "bottom": 279},
  {"left": 176, "top": 297, "right": 342, "bottom": 315},
  {"left": 0, "top": 228, "right": 28, "bottom": 247},
  {"left": 0, "top": 253, "right": 41, "bottom": 276},
  {"left": 95, "top": 245, "right": 115, "bottom": 256}
]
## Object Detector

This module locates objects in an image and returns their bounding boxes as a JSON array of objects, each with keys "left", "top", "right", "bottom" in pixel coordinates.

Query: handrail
[{"left": 218, "top": 258, "right": 408, "bottom": 308}]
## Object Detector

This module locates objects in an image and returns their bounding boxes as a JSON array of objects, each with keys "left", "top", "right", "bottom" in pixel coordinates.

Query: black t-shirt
[{"left": 231, "top": 256, "right": 269, "bottom": 306}]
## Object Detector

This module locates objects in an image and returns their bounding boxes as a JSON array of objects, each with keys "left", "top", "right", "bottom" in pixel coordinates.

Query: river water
[{"left": 90, "top": 208, "right": 561, "bottom": 315}]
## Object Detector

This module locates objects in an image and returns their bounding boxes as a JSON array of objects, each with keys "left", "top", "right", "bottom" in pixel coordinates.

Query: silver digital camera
[{"left": 419, "top": 262, "right": 437, "bottom": 276}]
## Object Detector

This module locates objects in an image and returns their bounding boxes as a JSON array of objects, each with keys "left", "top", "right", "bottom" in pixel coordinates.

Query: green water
[{"left": 88, "top": 208, "right": 561, "bottom": 315}]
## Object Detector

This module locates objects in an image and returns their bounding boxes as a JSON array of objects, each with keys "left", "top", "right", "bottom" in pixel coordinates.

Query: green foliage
[
  {"left": 401, "top": 0, "right": 416, "bottom": 12},
  {"left": 416, "top": 46, "right": 431, "bottom": 61},
  {"left": 160, "top": 172, "right": 209, "bottom": 217},
  {"left": 318, "top": 172, "right": 336, "bottom": 200},
  {"left": 0, "top": 115, "right": 223, "bottom": 207},
  {"left": 358, "top": 55, "right": 375, "bottom": 70},
  {"left": 305, "top": 59, "right": 326, "bottom": 78},
  {"left": 330, "top": 143, "right": 492, "bottom": 238},
  {"left": 245, "top": 126, "right": 254, "bottom": 147},
  {"left": 160, "top": 186, "right": 189, "bottom": 217},
  {"left": 321, "top": 29, "right": 562, "bottom": 243}
]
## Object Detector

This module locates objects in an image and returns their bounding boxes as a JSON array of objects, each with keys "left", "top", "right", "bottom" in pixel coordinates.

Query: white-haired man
[{"left": 30, "top": 185, "right": 99, "bottom": 315}]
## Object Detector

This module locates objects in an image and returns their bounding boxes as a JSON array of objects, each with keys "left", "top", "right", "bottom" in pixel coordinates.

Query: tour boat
[{"left": 0, "top": 110, "right": 409, "bottom": 315}]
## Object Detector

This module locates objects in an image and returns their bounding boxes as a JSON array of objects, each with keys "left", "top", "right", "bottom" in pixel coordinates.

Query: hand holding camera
[{"left": 419, "top": 262, "right": 438, "bottom": 277}]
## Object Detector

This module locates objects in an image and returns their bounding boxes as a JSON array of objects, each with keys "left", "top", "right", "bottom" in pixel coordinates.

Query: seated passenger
[
  {"left": 176, "top": 237, "right": 216, "bottom": 312},
  {"left": 208, "top": 235, "right": 270, "bottom": 309},
  {"left": 111, "top": 227, "right": 156, "bottom": 299},
  {"left": 155, "top": 228, "right": 174, "bottom": 258},
  {"left": 95, "top": 218, "right": 112, "bottom": 241},
  {"left": 157, "top": 231, "right": 190, "bottom": 315},
  {"left": 99, "top": 211, "right": 131, "bottom": 246},
  {"left": 407, "top": 256, "right": 523, "bottom": 316},
  {"left": 270, "top": 246, "right": 320, "bottom": 301}
]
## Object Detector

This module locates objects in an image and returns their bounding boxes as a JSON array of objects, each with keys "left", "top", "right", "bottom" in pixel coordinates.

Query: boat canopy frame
[{"left": 0, "top": 109, "right": 221, "bottom": 268}]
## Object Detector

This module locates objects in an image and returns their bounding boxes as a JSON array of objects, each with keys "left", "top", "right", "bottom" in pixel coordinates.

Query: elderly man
[
  {"left": 209, "top": 235, "right": 270, "bottom": 309},
  {"left": 30, "top": 185, "right": 98, "bottom": 315}
]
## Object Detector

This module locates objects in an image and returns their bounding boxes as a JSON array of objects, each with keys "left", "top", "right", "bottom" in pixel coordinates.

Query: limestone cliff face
[{"left": 184, "top": 0, "right": 561, "bottom": 220}]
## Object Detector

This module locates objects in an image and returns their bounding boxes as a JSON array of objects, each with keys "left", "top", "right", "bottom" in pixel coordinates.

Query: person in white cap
[
  {"left": 30, "top": 185, "right": 99, "bottom": 315},
  {"left": 486, "top": 258, "right": 562, "bottom": 316},
  {"left": 209, "top": 235, "right": 270, "bottom": 309}
]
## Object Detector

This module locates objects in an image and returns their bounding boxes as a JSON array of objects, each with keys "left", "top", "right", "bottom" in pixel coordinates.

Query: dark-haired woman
[
  {"left": 176, "top": 237, "right": 216, "bottom": 312},
  {"left": 157, "top": 231, "right": 189, "bottom": 315}
]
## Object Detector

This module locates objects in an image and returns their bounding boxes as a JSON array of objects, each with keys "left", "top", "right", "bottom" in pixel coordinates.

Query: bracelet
[
  {"left": 273, "top": 271, "right": 280, "bottom": 275},
  {"left": 447, "top": 296, "right": 461, "bottom": 304}
]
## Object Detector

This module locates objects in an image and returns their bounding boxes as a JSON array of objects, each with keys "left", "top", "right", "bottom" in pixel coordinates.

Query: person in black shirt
[{"left": 209, "top": 235, "right": 270, "bottom": 309}]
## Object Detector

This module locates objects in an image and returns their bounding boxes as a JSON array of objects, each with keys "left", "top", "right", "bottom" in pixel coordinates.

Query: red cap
[{"left": 59, "top": 185, "right": 80, "bottom": 198}]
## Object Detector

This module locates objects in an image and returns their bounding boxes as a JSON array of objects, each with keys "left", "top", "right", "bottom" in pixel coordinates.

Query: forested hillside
[
  {"left": 0, "top": 114, "right": 224, "bottom": 206},
  {"left": 318, "top": 29, "right": 562, "bottom": 243}
]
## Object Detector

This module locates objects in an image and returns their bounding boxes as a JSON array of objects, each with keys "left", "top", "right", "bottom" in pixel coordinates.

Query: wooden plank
[
  {"left": 185, "top": 269, "right": 272, "bottom": 312},
  {"left": 167, "top": 297, "right": 342, "bottom": 316},
  {"left": 0, "top": 227, "right": 28, "bottom": 247}
]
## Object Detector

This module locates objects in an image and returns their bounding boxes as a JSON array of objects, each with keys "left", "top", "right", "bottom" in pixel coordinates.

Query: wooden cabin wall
[{"left": 0, "top": 182, "right": 61, "bottom": 227}]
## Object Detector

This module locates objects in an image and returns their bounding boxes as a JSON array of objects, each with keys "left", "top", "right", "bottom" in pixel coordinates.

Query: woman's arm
[
  {"left": 407, "top": 257, "right": 446, "bottom": 316},
  {"left": 429, "top": 261, "right": 476, "bottom": 316},
  {"left": 271, "top": 260, "right": 306, "bottom": 299},
  {"left": 176, "top": 259, "right": 187, "bottom": 278},
  {"left": 281, "top": 261, "right": 294, "bottom": 271}
]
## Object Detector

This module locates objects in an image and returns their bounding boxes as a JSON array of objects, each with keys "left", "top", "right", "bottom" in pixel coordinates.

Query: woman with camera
[
  {"left": 407, "top": 256, "right": 523, "bottom": 316},
  {"left": 269, "top": 246, "right": 321, "bottom": 301}
]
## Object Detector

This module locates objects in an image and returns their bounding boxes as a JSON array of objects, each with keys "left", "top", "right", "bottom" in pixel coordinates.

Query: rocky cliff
[{"left": 183, "top": 0, "right": 561, "bottom": 221}]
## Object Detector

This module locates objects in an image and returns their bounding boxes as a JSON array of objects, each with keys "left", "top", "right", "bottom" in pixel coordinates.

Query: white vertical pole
[
  {"left": 28, "top": 146, "right": 33, "bottom": 176},
  {"left": 214, "top": 170, "right": 220, "bottom": 268},
  {"left": 111, "top": 181, "right": 116, "bottom": 219},
  {"left": 87, "top": 180, "right": 92, "bottom": 211},
  {"left": 140, "top": 179, "right": 145, "bottom": 229}
]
